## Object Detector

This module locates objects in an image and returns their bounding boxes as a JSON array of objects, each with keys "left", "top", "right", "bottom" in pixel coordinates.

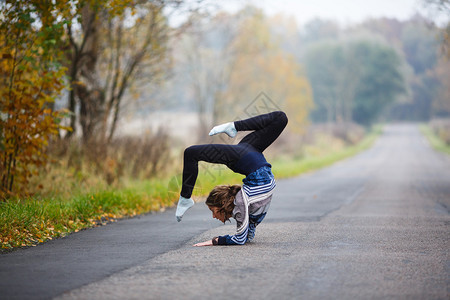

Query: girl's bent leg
[{"left": 235, "top": 111, "right": 288, "bottom": 153}]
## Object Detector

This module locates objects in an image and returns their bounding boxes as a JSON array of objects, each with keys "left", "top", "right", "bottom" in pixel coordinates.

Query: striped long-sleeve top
[{"left": 216, "top": 166, "right": 275, "bottom": 245}]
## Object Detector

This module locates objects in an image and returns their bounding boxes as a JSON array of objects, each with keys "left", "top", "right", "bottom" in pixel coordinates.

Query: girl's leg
[
  {"left": 235, "top": 111, "right": 288, "bottom": 153},
  {"left": 180, "top": 144, "right": 242, "bottom": 199}
]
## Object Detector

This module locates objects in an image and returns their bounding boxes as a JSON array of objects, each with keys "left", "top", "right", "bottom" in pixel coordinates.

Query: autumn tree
[
  {"left": 422, "top": 0, "right": 450, "bottom": 57},
  {"left": 223, "top": 8, "right": 313, "bottom": 133},
  {"left": 62, "top": 0, "right": 177, "bottom": 144},
  {"left": 177, "top": 11, "right": 242, "bottom": 140},
  {"left": 180, "top": 7, "right": 313, "bottom": 136},
  {"left": 420, "top": 1, "right": 450, "bottom": 119},
  {"left": 0, "top": 0, "right": 69, "bottom": 198},
  {"left": 432, "top": 56, "right": 450, "bottom": 116}
]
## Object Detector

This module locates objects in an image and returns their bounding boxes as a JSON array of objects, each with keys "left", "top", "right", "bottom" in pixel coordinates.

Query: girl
[{"left": 175, "top": 111, "right": 288, "bottom": 246}]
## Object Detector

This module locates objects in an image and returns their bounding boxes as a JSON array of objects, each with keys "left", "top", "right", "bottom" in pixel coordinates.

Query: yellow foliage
[
  {"left": 0, "top": 1, "right": 69, "bottom": 198},
  {"left": 224, "top": 10, "right": 313, "bottom": 134}
]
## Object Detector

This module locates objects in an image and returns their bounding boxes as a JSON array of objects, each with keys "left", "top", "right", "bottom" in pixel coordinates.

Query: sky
[{"left": 215, "top": 0, "right": 448, "bottom": 27}]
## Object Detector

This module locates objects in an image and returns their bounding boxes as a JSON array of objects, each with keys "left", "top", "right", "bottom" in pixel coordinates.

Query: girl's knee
[
  {"left": 184, "top": 145, "right": 208, "bottom": 161},
  {"left": 275, "top": 111, "right": 288, "bottom": 126},
  {"left": 184, "top": 145, "right": 198, "bottom": 160}
]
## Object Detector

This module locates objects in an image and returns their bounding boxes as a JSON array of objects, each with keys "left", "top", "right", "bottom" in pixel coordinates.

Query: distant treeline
[{"left": 145, "top": 8, "right": 449, "bottom": 130}]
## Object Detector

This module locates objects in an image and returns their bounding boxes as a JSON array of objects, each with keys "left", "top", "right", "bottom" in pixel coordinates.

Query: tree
[
  {"left": 362, "top": 15, "right": 448, "bottom": 121},
  {"left": 385, "top": 17, "right": 441, "bottom": 121},
  {"left": 63, "top": 0, "right": 173, "bottom": 144},
  {"left": 305, "top": 42, "right": 344, "bottom": 123},
  {"left": 402, "top": 18, "right": 439, "bottom": 75},
  {"left": 422, "top": 0, "right": 450, "bottom": 57},
  {"left": 301, "top": 18, "right": 341, "bottom": 45},
  {"left": 222, "top": 7, "right": 313, "bottom": 133},
  {"left": 304, "top": 41, "right": 362, "bottom": 124},
  {"left": 351, "top": 40, "right": 407, "bottom": 125},
  {"left": 305, "top": 38, "right": 407, "bottom": 126},
  {"left": 431, "top": 56, "right": 450, "bottom": 117},
  {"left": 0, "top": 0, "right": 69, "bottom": 198},
  {"left": 420, "top": 1, "right": 450, "bottom": 119},
  {"left": 178, "top": 12, "right": 239, "bottom": 141},
  {"left": 176, "top": 6, "right": 313, "bottom": 137}
]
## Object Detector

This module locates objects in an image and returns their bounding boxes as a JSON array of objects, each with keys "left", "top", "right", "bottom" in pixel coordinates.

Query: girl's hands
[{"left": 193, "top": 240, "right": 213, "bottom": 247}]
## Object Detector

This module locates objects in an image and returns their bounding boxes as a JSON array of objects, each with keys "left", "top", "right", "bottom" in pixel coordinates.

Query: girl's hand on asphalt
[{"left": 193, "top": 240, "right": 213, "bottom": 246}]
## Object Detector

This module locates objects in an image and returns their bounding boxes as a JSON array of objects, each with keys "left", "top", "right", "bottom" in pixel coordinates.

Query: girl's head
[{"left": 205, "top": 184, "right": 241, "bottom": 223}]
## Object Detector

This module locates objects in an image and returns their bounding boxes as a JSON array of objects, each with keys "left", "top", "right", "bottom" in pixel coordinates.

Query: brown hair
[{"left": 205, "top": 184, "right": 241, "bottom": 222}]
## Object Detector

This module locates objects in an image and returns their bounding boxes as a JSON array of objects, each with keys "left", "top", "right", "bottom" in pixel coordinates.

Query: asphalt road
[{"left": 1, "top": 124, "right": 449, "bottom": 300}]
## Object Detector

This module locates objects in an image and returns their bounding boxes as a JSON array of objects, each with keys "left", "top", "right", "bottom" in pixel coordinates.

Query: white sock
[
  {"left": 176, "top": 196, "right": 194, "bottom": 222},
  {"left": 209, "top": 122, "right": 237, "bottom": 138}
]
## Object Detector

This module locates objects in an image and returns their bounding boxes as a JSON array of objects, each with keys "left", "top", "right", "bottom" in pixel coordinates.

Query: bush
[
  {"left": 38, "top": 129, "right": 173, "bottom": 196},
  {"left": 430, "top": 118, "right": 450, "bottom": 145}
]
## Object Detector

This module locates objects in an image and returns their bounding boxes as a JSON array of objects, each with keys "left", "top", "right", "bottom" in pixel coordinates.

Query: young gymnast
[{"left": 175, "top": 111, "right": 288, "bottom": 246}]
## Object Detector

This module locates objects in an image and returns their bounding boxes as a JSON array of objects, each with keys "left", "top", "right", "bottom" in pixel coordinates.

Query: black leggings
[{"left": 180, "top": 111, "right": 288, "bottom": 198}]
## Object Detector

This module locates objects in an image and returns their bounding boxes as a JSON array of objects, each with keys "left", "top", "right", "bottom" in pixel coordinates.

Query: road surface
[{"left": 1, "top": 124, "right": 449, "bottom": 299}]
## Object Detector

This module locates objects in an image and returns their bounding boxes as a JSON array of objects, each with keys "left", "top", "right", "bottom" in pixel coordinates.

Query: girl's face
[{"left": 209, "top": 206, "right": 226, "bottom": 223}]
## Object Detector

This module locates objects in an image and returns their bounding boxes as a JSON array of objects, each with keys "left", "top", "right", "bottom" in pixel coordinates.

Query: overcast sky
[{"left": 217, "top": 0, "right": 448, "bottom": 26}]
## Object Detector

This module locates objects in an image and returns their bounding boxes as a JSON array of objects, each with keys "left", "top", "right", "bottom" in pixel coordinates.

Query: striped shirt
[{"left": 217, "top": 166, "right": 275, "bottom": 245}]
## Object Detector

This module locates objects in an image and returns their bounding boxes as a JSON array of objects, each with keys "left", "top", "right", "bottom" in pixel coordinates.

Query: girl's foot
[
  {"left": 176, "top": 196, "right": 194, "bottom": 222},
  {"left": 209, "top": 122, "right": 237, "bottom": 138}
]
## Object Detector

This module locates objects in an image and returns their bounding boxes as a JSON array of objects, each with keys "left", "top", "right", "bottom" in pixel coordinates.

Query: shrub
[
  {"left": 430, "top": 118, "right": 450, "bottom": 145},
  {"left": 40, "top": 129, "right": 172, "bottom": 196}
]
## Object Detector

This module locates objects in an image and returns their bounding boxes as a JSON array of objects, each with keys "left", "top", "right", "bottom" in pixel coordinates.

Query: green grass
[
  {"left": 1, "top": 126, "right": 382, "bottom": 251},
  {"left": 420, "top": 124, "right": 450, "bottom": 155},
  {"left": 272, "top": 125, "right": 382, "bottom": 178}
]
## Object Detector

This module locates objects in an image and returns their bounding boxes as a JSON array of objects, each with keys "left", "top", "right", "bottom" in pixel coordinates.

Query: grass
[
  {"left": 419, "top": 124, "right": 450, "bottom": 155},
  {"left": 272, "top": 126, "right": 381, "bottom": 178},
  {"left": 0, "top": 192, "right": 160, "bottom": 249},
  {"left": 1, "top": 126, "right": 382, "bottom": 251}
]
